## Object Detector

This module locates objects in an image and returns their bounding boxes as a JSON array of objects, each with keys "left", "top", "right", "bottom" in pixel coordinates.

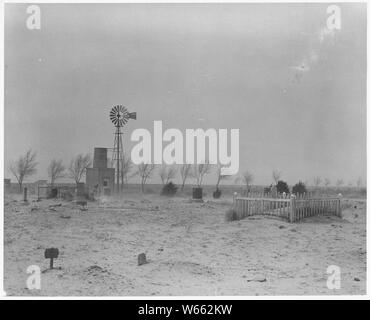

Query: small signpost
[{"left": 44, "top": 248, "right": 59, "bottom": 269}]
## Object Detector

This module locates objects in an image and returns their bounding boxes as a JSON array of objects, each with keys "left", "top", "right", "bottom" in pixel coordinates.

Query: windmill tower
[{"left": 109, "top": 105, "right": 136, "bottom": 194}]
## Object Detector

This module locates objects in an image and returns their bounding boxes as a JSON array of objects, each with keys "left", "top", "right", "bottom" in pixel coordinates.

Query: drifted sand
[{"left": 4, "top": 193, "right": 366, "bottom": 296}]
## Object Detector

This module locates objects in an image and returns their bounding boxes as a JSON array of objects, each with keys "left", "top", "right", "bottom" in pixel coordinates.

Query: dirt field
[{"left": 3, "top": 192, "right": 366, "bottom": 296}]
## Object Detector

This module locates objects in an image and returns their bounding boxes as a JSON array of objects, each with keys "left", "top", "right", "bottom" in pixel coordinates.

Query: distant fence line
[
  {"left": 37, "top": 185, "right": 80, "bottom": 200},
  {"left": 233, "top": 194, "right": 342, "bottom": 223}
]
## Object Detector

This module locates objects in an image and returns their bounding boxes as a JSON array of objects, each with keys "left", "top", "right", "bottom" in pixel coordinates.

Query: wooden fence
[
  {"left": 233, "top": 196, "right": 342, "bottom": 223},
  {"left": 238, "top": 191, "right": 322, "bottom": 199},
  {"left": 37, "top": 185, "right": 76, "bottom": 200}
]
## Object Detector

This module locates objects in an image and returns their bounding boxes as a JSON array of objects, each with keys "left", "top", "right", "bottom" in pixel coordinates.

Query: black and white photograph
[{"left": 1, "top": 1, "right": 367, "bottom": 299}]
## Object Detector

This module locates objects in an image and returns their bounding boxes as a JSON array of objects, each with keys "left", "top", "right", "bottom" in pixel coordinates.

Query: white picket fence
[{"left": 233, "top": 195, "right": 342, "bottom": 223}]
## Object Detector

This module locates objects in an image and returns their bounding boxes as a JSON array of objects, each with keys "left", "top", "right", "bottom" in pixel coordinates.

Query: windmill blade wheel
[{"left": 109, "top": 105, "right": 130, "bottom": 127}]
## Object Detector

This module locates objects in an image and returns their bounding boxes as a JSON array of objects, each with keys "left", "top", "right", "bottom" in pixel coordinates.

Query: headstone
[
  {"left": 192, "top": 187, "right": 203, "bottom": 200},
  {"left": 48, "top": 188, "right": 58, "bottom": 198},
  {"left": 138, "top": 253, "right": 147, "bottom": 266},
  {"left": 23, "top": 187, "right": 28, "bottom": 202}
]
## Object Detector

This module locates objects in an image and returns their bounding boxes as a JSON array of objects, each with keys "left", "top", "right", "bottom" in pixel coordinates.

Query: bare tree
[
  {"left": 162, "top": 165, "right": 177, "bottom": 184},
  {"left": 69, "top": 154, "right": 92, "bottom": 184},
  {"left": 159, "top": 166, "right": 167, "bottom": 185},
  {"left": 215, "top": 165, "right": 230, "bottom": 190},
  {"left": 180, "top": 164, "right": 192, "bottom": 191},
  {"left": 48, "top": 159, "right": 65, "bottom": 186},
  {"left": 120, "top": 153, "right": 133, "bottom": 185},
  {"left": 324, "top": 178, "right": 330, "bottom": 187},
  {"left": 235, "top": 170, "right": 254, "bottom": 192},
  {"left": 194, "top": 162, "right": 211, "bottom": 187},
  {"left": 158, "top": 165, "right": 177, "bottom": 185},
  {"left": 135, "top": 163, "right": 155, "bottom": 193},
  {"left": 313, "top": 176, "right": 322, "bottom": 187},
  {"left": 168, "top": 166, "right": 177, "bottom": 183},
  {"left": 356, "top": 177, "right": 363, "bottom": 189},
  {"left": 9, "top": 149, "right": 37, "bottom": 192},
  {"left": 272, "top": 169, "right": 281, "bottom": 186}
]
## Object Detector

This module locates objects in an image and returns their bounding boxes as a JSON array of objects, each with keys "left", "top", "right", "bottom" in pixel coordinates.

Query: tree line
[
  {"left": 8, "top": 149, "right": 92, "bottom": 192},
  {"left": 8, "top": 149, "right": 365, "bottom": 193}
]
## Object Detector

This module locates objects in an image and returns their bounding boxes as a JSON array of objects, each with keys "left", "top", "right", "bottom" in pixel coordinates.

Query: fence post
[
  {"left": 235, "top": 198, "right": 239, "bottom": 218},
  {"left": 289, "top": 194, "right": 296, "bottom": 222},
  {"left": 233, "top": 192, "right": 237, "bottom": 205},
  {"left": 338, "top": 194, "right": 343, "bottom": 218}
]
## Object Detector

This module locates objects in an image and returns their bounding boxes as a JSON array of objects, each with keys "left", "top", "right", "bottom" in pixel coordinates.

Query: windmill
[{"left": 109, "top": 105, "right": 136, "bottom": 194}]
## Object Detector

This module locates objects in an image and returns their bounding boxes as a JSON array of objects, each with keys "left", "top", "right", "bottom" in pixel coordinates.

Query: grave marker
[
  {"left": 44, "top": 248, "right": 59, "bottom": 269},
  {"left": 23, "top": 187, "right": 28, "bottom": 202},
  {"left": 138, "top": 253, "right": 147, "bottom": 266}
]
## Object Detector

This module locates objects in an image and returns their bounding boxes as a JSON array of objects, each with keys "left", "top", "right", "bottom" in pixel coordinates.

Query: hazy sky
[{"left": 4, "top": 3, "right": 366, "bottom": 186}]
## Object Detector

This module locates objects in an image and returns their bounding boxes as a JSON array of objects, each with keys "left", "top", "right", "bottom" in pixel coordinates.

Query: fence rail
[
  {"left": 234, "top": 196, "right": 342, "bottom": 223},
  {"left": 238, "top": 191, "right": 332, "bottom": 199}
]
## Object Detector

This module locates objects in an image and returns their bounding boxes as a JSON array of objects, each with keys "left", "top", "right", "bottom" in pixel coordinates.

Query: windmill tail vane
[{"left": 128, "top": 112, "right": 137, "bottom": 120}]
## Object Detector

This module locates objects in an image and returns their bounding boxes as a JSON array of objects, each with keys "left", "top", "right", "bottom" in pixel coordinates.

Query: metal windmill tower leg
[
  {"left": 112, "top": 126, "right": 123, "bottom": 194},
  {"left": 109, "top": 105, "right": 136, "bottom": 196},
  {"left": 117, "top": 126, "right": 120, "bottom": 194}
]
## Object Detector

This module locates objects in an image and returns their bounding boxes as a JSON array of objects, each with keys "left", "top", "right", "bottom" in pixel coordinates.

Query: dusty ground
[{"left": 3, "top": 193, "right": 366, "bottom": 296}]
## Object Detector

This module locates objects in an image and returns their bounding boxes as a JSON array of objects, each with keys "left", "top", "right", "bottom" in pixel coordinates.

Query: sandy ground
[{"left": 3, "top": 193, "right": 366, "bottom": 296}]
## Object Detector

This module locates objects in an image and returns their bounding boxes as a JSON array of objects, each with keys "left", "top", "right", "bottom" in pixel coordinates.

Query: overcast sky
[{"left": 4, "top": 3, "right": 366, "bottom": 186}]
